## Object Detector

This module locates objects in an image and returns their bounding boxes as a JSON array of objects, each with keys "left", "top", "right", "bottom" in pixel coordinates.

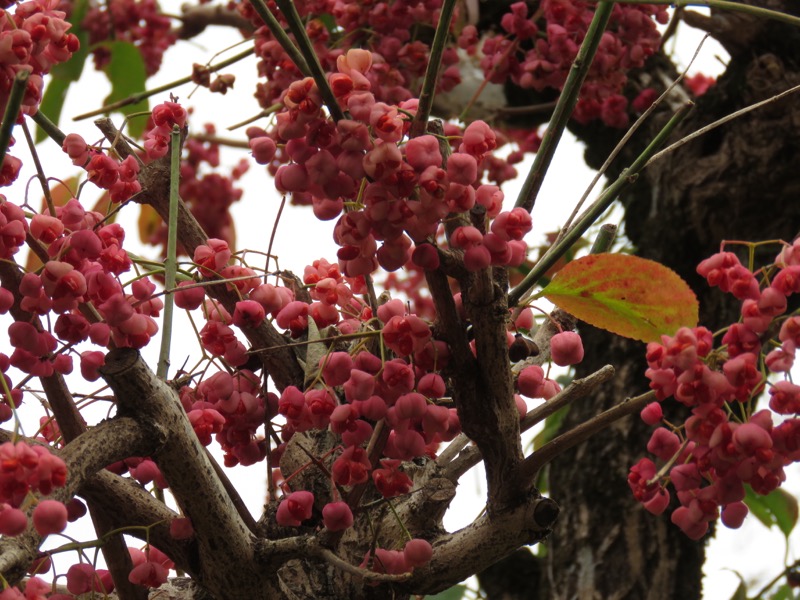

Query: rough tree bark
[{"left": 481, "top": 3, "right": 800, "bottom": 599}]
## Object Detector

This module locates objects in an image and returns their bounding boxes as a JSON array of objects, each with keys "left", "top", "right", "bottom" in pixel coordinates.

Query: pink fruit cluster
[
  {"left": 82, "top": 0, "right": 176, "bottom": 76},
  {"left": 631, "top": 242, "right": 800, "bottom": 539},
  {"left": 0, "top": 0, "right": 80, "bottom": 187},
  {"left": 0, "top": 441, "right": 67, "bottom": 537},
  {"left": 472, "top": 1, "right": 668, "bottom": 128}
]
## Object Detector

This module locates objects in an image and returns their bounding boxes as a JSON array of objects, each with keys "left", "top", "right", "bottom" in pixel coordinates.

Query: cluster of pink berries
[
  {"left": 470, "top": 1, "right": 668, "bottom": 128},
  {"left": 82, "top": 0, "right": 176, "bottom": 76},
  {"left": 630, "top": 241, "right": 800, "bottom": 539},
  {"left": 0, "top": 0, "right": 80, "bottom": 187},
  {"left": 0, "top": 440, "right": 67, "bottom": 538}
]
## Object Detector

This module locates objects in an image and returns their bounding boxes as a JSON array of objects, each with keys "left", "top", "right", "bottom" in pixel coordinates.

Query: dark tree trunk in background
[{"left": 482, "top": 2, "right": 800, "bottom": 598}]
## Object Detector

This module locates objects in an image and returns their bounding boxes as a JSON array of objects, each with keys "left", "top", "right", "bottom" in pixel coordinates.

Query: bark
[{"left": 542, "top": 3, "right": 800, "bottom": 600}]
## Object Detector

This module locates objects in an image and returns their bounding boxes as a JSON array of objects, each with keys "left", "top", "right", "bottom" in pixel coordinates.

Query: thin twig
[
  {"left": 273, "top": 0, "right": 344, "bottom": 121},
  {"left": 555, "top": 34, "right": 709, "bottom": 244},
  {"left": 157, "top": 125, "right": 182, "bottom": 381},
  {"left": 20, "top": 120, "right": 56, "bottom": 216},
  {"left": 646, "top": 81, "right": 800, "bottom": 168},
  {"left": 73, "top": 46, "right": 256, "bottom": 121},
  {"left": 0, "top": 70, "right": 29, "bottom": 162},
  {"left": 508, "top": 101, "right": 694, "bottom": 307},
  {"left": 409, "top": 0, "right": 458, "bottom": 138},
  {"left": 514, "top": 2, "right": 614, "bottom": 213},
  {"left": 518, "top": 390, "right": 655, "bottom": 481}
]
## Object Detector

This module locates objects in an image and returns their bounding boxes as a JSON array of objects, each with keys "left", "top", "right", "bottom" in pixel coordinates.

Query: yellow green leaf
[{"left": 538, "top": 253, "right": 698, "bottom": 342}]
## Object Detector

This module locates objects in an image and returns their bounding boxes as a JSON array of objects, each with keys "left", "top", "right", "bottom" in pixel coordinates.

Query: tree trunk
[{"left": 545, "top": 3, "right": 800, "bottom": 599}]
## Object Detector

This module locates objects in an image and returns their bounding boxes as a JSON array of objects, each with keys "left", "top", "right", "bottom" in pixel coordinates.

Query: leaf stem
[
  {"left": 409, "top": 0, "right": 458, "bottom": 138},
  {"left": 20, "top": 120, "right": 56, "bottom": 216},
  {"left": 247, "top": 0, "right": 310, "bottom": 78},
  {"left": 31, "top": 109, "right": 66, "bottom": 146},
  {"left": 273, "top": 0, "right": 344, "bottom": 121},
  {"left": 73, "top": 46, "right": 256, "bottom": 121},
  {"left": 508, "top": 101, "right": 694, "bottom": 307},
  {"left": 513, "top": 2, "right": 614, "bottom": 213},
  {"left": 0, "top": 70, "right": 29, "bottom": 163},
  {"left": 157, "top": 125, "right": 181, "bottom": 381}
]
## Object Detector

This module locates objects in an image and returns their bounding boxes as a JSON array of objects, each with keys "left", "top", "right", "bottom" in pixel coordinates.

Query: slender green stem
[
  {"left": 409, "top": 0, "right": 457, "bottom": 138},
  {"left": 594, "top": 0, "right": 800, "bottom": 28},
  {"left": 31, "top": 110, "right": 66, "bottom": 146},
  {"left": 589, "top": 223, "right": 618, "bottom": 255},
  {"left": 20, "top": 120, "right": 56, "bottom": 216},
  {"left": 0, "top": 70, "right": 29, "bottom": 163},
  {"left": 514, "top": 2, "right": 614, "bottom": 213},
  {"left": 73, "top": 46, "right": 256, "bottom": 121},
  {"left": 157, "top": 125, "right": 181, "bottom": 381},
  {"left": 273, "top": 0, "right": 344, "bottom": 121},
  {"left": 508, "top": 101, "right": 694, "bottom": 307},
  {"left": 247, "top": 0, "right": 310, "bottom": 77}
]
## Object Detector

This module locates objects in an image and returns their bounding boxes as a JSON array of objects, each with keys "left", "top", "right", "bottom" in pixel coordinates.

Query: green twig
[
  {"left": 31, "top": 110, "right": 66, "bottom": 146},
  {"left": 20, "top": 120, "right": 56, "bottom": 216},
  {"left": 0, "top": 70, "right": 29, "bottom": 163},
  {"left": 157, "top": 125, "right": 181, "bottom": 381},
  {"left": 593, "top": 0, "right": 800, "bottom": 28},
  {"left": 589, "top": 223, "right": 618, "bottom": 255},
  {"left": 514, "top": 2, "right": 614, "bottom": 213},
  {"left": 73, "top": 46, "right": 256, "bottom": 121},
  {"left": 409, "top": 0, "right": 457, "bottom": 138},
  {"left": 247, "top": 0, "right": 310, "bottom": 78},
  {"left": 273, "top": 0, "right": 344, "bottom": 121},
  {"left": 508, "top": 101, "right": 694, "bottom": 307}
]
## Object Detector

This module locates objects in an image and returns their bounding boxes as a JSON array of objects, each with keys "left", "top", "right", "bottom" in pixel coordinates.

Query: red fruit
[
  {"left": 550, "top": 331, "right": 584, "bottom": 366},
  {"left": 67, "top": 563, "right": 96, "bottom": 595},
  {"left": 65, "top": 498, "right": 87, "bottom": 522},
  {"left": 640, "top": 402, "right": 663, "bottom": 425},
  {"left": 170, "top": 517, "right": 194, "bottom": 540},
  {"left": 128, "top": 561, "right": 168, "bottom": 588},
  {"left": 32, "top": 500, "right": 68, "bottom": 535},
  {"left": 721, "top": 502, "right": 748, "bottom": 529},
  {"left": 276, "top": 491, "right": 315, "bottom": 526},
  {"left": 517, "top": 365, "right": 545, "bottom": 398},
  {"left": 322, "top": 501, "right": 354, "bottom": 532},
  {"left": 232, "top": 300, "right": 266, "bottom": 328},
  {"left": 403, "top": 538, "right": 433, "bottom": 567},
  {"left": 174, "top": 282, "right": 205, "bottom": 310},
  {"left": 0, "top": 504, "right": 27, "bottom": 536}
]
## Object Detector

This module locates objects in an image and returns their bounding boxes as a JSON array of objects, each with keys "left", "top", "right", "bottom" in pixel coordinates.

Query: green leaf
[
  {"left": 425, "top": 584, "right": 467, "bottom": 600},
  {"left": 769, "top": 583, "right": 795, "bottom": 600},
  {"left": 100, "top": 41, "right": 149, "bottom": 138},
  {"left": 531, "top": 406, "right": 570, "bottom": 452},
  {"left": 539, "top": 253, "right": 698, "bottom": 342},
  {"left": 728, "top": 580, "right": 747, "bottom": 600},
  {"left": 744, "top": 486, "right": 799, "bottom": 538}
]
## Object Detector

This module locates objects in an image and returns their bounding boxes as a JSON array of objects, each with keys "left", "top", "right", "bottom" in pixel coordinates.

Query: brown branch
[
  {"left": 98, "top": 349, "right": 271, "bottom": 599},
  {"left": 0, "top": 418, "right": 158, "bottom": 587},
  {"left": 176, "top": 4, "right": 254, "bottom": 39},
  {"left": 399, "top": 493, "right": 559, "bottom": 595},
  {"left": 439, "top": 365, "right": 616, "bottom": 482},
  {"left": 517, "top": 390, "right": 655, "bottom": 482}
]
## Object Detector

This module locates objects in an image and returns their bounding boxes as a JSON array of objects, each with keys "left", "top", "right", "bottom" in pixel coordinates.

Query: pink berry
[
  {"left": 322, "top": 501, "right": 354, "bottom": 532},
  {"left": 403, "top": 538, "right": 433, "bottom": 567},
  {"left": 550, "top": 331, "right": 584, "bottom": 366},
  {"left": 33, "top": 500, "right": 68, "bottom": 536}
]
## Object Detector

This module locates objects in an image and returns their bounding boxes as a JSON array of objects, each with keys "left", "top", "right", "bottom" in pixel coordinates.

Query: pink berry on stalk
[{"left": 550, "top": 331, "right": 584, "bottom": 366}]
